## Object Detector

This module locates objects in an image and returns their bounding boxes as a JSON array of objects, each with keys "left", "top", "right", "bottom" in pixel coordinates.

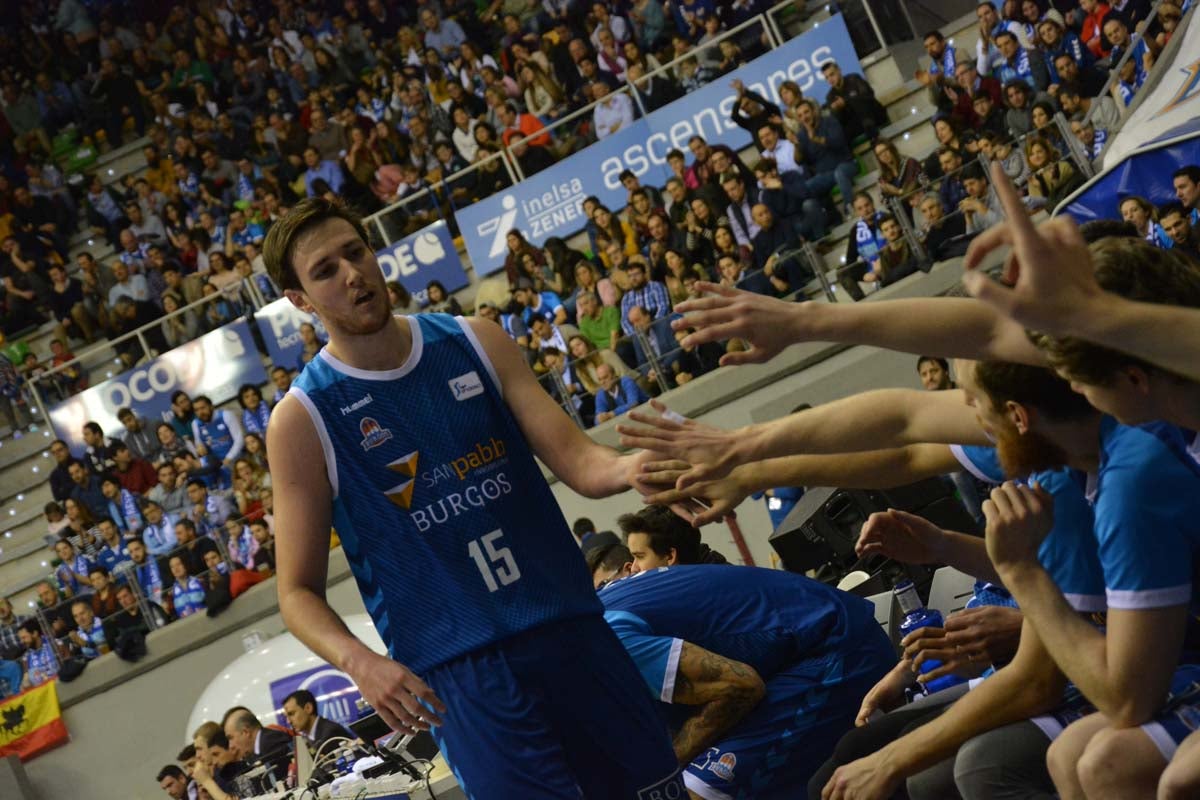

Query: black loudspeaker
[{"left": 768, "top": 477, "right": 977, "bottom": 588}]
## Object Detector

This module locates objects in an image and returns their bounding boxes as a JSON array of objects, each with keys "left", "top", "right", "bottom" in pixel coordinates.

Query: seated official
[
  {"left": 223, "top": 707, "right": 293, "bottom": 785},
  {"left": 589, "top": 543, "right": 894, "bottom": 799},
  {"left": 283, "top": 689, "right": 355, "bottom": 757},
  {"left": 191, "top": 724, "right": 248, "bottom": 800}
]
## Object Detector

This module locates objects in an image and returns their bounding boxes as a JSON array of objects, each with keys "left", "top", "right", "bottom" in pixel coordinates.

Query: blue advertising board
[
  {"left": 457, "top": 14, "right": 860, "bottom": 274},
  {"left": 48, "top": 320, "right": 268, "bottom": 452},
  {"left": 254, "top": 298, "right": 328, "bottom": 372},
  {"left": 375, "top": 218, "right": 470, "bottom": 303}
]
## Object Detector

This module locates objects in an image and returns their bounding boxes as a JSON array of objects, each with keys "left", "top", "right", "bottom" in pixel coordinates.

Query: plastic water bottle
[
  {"left": 894, "top": 580, "right": 967, "bottom": 694},
  {"left": 335, "top": 750, "right": 349, "bottom": 776}
]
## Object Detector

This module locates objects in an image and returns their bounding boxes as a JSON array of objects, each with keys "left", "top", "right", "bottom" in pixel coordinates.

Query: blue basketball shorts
[{"left": 424, "top": 615, "right": 686, "bottom": 799}]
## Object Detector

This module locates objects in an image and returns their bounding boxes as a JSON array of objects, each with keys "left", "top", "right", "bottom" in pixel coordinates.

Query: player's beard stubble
[{"left": 996, "top": 427, "right": 1071, "bottom": 479}]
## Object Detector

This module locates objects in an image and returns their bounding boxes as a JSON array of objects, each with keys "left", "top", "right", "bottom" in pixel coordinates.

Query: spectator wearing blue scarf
[
  {"left": 100, "top": 475, "right": 144, "bottom": 535},
  {"left": 237, "top": 383, "right": 272, "bottom": 436},
  {"left": 994, "top": 30, "right": 1048, "bottom": 91}
]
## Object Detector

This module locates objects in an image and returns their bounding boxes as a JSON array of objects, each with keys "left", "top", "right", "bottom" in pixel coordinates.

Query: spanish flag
[{"left": 0, "top": 681, "right": 70, "bottom": 761}]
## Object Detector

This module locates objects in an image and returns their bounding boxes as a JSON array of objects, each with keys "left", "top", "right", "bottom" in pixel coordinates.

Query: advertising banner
[
  {"left": 48, "top": 320, "right": 268, "bottom": 452},
  {"left": 457, "top": 14, "right": 860, "bottom": 274},
  {"left": 254, "top": 298, "right": 328, "bottom": 372},
  {"left": 375, "top": 218, "right": 470, "bottom": 302}
]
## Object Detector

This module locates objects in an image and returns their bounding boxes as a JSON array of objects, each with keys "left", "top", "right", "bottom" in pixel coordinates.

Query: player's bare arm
[
  {"left": 672, "top": 284, "right": 1043, "bottom": 368},
  {"left": 618, "top": 391, "right": 988, "bottom": 490},
  {"left": 639, "top": 444, "right": 962, "bottom": 526},
  {"left": 671, "top": 642, "right": 766, "bottom": 764},
  {"left": 268, "top": 396, "right": 445, "bottom": 733},
  {"left": 467, "top": 316, "right": 650, "bottom": 497}
]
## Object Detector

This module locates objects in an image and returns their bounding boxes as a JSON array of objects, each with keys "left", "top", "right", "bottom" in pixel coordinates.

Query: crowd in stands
[
  {"left": 0, "top": 383, "right": 282, "bottom": 696},
  {"left": 0, "top": 0, "right": 1195, "bottom": 784},
  {"left": 0, "top": 0, "right": 1190, "bottom": 436}
]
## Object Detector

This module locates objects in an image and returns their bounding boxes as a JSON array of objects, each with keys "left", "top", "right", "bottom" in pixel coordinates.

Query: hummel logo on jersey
[
  {"left": 340, "top": 394, "right": 374, "bottom": 416},
  {"left": 449, "top": 371, "right": 484, "bottom": 401}
]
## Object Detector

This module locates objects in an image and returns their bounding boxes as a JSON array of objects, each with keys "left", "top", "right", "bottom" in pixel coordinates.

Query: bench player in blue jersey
[
  {"left": 588, "top": 546, "right": 894, "bottom": 800},
  {"left": 261, "top": 198, "right": 685, "bottom": 799}
]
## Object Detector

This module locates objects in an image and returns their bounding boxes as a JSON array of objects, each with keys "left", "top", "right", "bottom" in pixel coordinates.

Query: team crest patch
[
  {"left": 710, "top": 752, "right": 737, "bottom": 781},
  {"left": 359, "top": 417, "right": 393, "bottom": 451}
]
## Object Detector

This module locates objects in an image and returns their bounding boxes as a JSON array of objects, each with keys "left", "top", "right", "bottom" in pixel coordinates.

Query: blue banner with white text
[
  {"left": 456, "top": 14, "right": 860, "bottom": 275},
  {"left": 48, "top": 321, "right": 268, "bottom": 453},
  {"left": 375, "top": 219, "right": 469, "bottom": 302}
]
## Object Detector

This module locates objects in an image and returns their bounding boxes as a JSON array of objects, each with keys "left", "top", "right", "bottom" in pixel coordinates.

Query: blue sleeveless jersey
[
  {"left": 291, "top": 314, "right": 600, "bottom": 673},
  {"left": 600, "top": 565, "right": 880, "bottom": 682}
]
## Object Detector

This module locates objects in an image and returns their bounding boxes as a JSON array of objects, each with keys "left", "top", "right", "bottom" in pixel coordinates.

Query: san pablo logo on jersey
[
  {"left": 377, "top": 437, "right": 513, "bottom": 529},
  {"left": 359, "top": 417, "right": 393, "bottom": 451},
  {"left": 384, "top": 450, "right": 420, "bottom": 509},
  {"left": 449, "top": 370, "right": 484, "bottom": 401}
]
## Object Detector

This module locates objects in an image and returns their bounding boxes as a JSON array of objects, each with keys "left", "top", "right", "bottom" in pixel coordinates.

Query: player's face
[
  {"left": 625, "top": 533, "right": 674, "bottom": 573},
  {"left": 956, "top": 359, "right": 1011, "bottom": 440},
  {"left": 1058, "top": 367, "right": 1154, "bottom": 426},
  {"left": 287, "top": 218, "right": 392, "bottom": 337}
]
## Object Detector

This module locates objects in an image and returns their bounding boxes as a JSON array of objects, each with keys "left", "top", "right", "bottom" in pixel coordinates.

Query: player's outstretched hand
[
  {"left": 855, "top": 509, "right": 946, "bottom": 564},
  {"left": 617, "top": 400, "right": 742, "bottom": 489},
  {"left": 351, "top": 649, "right": 446, "bottom": 733},
  {"left": 962, "top": 161, "right": 1103, "bottom": 336},
  {"left": 671, "top": 282, "right": 808, "bottom": 366},
  {"left": 637, "top": 459, "right": 748, "bottom": 526}
]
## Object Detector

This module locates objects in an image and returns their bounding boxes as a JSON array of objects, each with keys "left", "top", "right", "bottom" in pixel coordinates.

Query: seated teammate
[{"left": 589, "top": 541, "right": 894, "bottom": 800}]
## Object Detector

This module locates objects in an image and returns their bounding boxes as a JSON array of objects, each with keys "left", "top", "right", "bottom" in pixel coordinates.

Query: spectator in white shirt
[
  {"left": 107, "top": 260, "right": 150, "bottom": 307},
  {"left": 757, "top": 124, "right": 801, "bottom": 176},
  {"left": 592, "top": 82, "right": 634, "bottom": 140}
]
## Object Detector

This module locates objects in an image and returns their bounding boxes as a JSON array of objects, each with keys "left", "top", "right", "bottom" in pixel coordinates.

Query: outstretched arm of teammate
[
  {"left": 466, "top": 317, "right": 651, "bottom": 498},
  {"left": 268, "top": 398, "right": 445, "bottom": 734},
  {"left": 637, "top": 444, "right": 963, "bottom": 526},
  {"left": 963, "top": 160, "right": 1200, "bottom": 381},
  {"left": 618, "top": 392, "right": 988, "bottom": 490},
  {"left": 670, "top": 641, "right": 766, "bottom": 764},
  {"left": 668, "top": 284, "right": 1042, "bottom": 368}
]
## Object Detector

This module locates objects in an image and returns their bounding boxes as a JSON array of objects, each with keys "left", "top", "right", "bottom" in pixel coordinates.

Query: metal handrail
[{"left": 23, "top": 277, "right": 262, "bottom": 429}]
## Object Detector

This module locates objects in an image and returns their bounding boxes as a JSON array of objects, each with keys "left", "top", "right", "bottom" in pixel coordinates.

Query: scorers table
[{"left": 247, "top": 755, "right": 465, "bottom": 800}]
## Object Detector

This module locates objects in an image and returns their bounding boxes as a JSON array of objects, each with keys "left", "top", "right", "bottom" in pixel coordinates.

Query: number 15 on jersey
[{"left": 468, "top": 529, "right": 521, "bottom": 592}]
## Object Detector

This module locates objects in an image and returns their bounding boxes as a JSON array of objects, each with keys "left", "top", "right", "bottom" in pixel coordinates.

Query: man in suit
[
  {"left": 223, "top": 707, "right": 293, "bottom": 784},
  {"left": 594, "top": 363, "right": 648, "bottom": 424},
  {"left": 282, "top": 690, "right": 355, "bottom": 757}
]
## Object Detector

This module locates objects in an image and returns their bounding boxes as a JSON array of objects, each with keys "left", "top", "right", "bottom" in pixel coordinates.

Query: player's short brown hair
[{"left": 262, "top": 196, "right": 371, "bottom": 292}]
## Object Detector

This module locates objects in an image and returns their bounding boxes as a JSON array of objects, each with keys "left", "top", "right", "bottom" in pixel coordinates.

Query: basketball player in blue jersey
[
  {"left": 261, "top": 198, "right": 686, "bottom": 799},
  {"left": 589, "top": 550, "right": 894, "bottom": 800}
]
